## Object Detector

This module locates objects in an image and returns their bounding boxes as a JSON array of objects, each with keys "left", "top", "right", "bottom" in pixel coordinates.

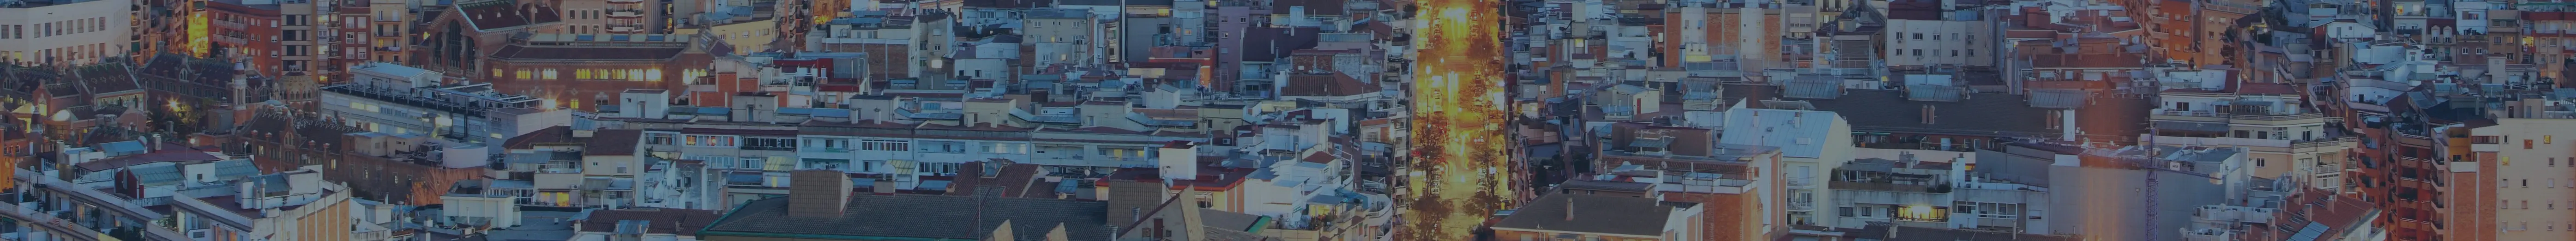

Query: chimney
[
  {"left": 1564, "top": 197, "right": 1575, "bottom": 221},
  {"left": 873, "top": 178, "right": 896, "bottom": 195},
  {"left": 787, "top": 170, "right": 854, "bottom": 217}
]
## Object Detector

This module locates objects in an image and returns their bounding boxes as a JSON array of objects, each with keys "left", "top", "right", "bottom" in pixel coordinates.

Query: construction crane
[{"left": 2119, "top": 128, "right": 2223, "bottom": 241}]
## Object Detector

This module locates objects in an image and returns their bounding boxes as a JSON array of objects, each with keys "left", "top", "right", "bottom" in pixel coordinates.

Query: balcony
[
  {"left": 1828, "top": 181, "right": 1951, "bottom": 193},
  {"left": 607, "top": 10, "right": 644, "bottom": 18},
  {"left": 608, "top": 26, "right": 644, "bottom": 33},
  {"left": 1788, "top": 201, "right": 1818, "bottom": 211},
  {"left": 2153, "top": 109, "right": 2232, "bottom": 123},
  {"left": 1786, "top": 177, "right": 1818, "bottom": 189},
  {"left": 2231, "top": 113, "right": 2329, "bottom": 126},
  {"left": 2293, "top": 137, "right": 2356, "bottom": 153},
  {"left": 607, "top": 0, "right": 642, "bottom": 3}
]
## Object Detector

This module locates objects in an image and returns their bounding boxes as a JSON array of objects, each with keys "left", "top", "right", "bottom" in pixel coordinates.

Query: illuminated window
[
  {"left": 1894, "top": 205, "right": 1948, "bottom": 222},
  {"left": 575, "top": 69, "right": 593, "bottom": 79},
  {"left": 514, "top": 69, "right": 532, "bottom": 79},
  {"left": 540, "top": 69, "right": 559, "bottom": 79}
]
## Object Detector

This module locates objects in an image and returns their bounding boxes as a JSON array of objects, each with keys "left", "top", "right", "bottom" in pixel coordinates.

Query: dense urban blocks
[{"left": 1401, "top": 0, "right": 1517, "bottom": 239}]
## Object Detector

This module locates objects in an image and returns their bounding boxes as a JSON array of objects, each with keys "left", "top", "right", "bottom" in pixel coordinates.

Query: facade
[
  {"left": 325, "top": 62, "right": 568, "bottom": 144},
  {"left": 2146, "top": 85, "right": 2353, "bottom": 191},
  {"left": 203, "top": 0, "right": 331, "bottom": 78},
  {"left": 0, "top": 0, "right": 132, "bottom": 66},
  {"left": 219, "top": 169, "right": 359, "bottom": 241},
  {"left": 479, "top": 34, "right": 709, "bottom": 111},
  {"left": 1880, "top": 0, "right": 1992, "bottom": 68},
  {"left": 1717, "top": 107, "right": 1853, "bottom": 226},
  {"left": 557, "top": 0, "right": 668, "bottom": 35},
  {"left": 2461, "top": 118, "right": 2576, "bottom": 238}
]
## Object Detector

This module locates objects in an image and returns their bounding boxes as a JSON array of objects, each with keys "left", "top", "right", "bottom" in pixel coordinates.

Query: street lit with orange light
[{"left": 1399, "top": 0, "right": 1516, "bottom": 238}]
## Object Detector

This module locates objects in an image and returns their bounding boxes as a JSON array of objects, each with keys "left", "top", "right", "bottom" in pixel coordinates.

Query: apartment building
[
  {"left": 2145, "top": 83, "right": 2354, "bottom": 191},
  {"left": 1880, "top": 0, "right": 1992, "bottom": 68},
  {"left": 362, "top": 0, "right": 409, "bottom": 63},
  {"left": 202, "top": 0, "right": 331, "bottom": 77},
  {"left": 1717, "top": 107, "right": 1852, "bottom": 226},
  {"left": 327, "top": 62, "right": 571, "bottom": 144},
  {"left": 0, "top": 0, "right": 132, "bottom": 66},
  {"left": 809, "top": 11, "right": 915, "bottom": 80},
  {"left": 556, "top": 0, "right": 667, "bottom": 35},
  {"left": 1592, "top": 124, "right": 1789, "bottom": 241},
  {"left": 479, "top": 34, "right": 710, "bottom": 112},
  {"left": 2460, "top": 118, "right": 2576, "bottom": 237},
  {"left": 205, "top": 169, "right": 358, "bottom": 241},
  {"left": 1824, "top": 156, "right": 1958, "bottom": 228}
]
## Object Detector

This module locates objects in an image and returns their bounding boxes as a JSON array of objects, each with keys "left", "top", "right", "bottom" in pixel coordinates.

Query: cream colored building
[
  {"left": 0, "top": 0, "right": 133, "bottom": 66},
  {"left": 1719, "top": 106, "right": 1853, "bottom": 227},
  {"left": 2467, "top": 118, "right": 2576, "bottom": 238},
  {"left": 2147, "top": 90, "right": 2353, "bottom": 192}
]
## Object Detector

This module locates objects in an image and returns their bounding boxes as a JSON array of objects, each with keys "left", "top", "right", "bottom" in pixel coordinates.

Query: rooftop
[
  {"left": 701, "top": 194, "right": 1112, "bottom": 240},
  {"left": 1717, "top": 108, "right": 1842, "bottom": 159},
  {"left": 1489, "top": 193, "right": 1680, "bottom": 236}
]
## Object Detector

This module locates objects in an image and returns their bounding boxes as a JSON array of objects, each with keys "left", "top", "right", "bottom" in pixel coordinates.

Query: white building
[
  {"left": 1717, "top": 106, "right": 1854, "bottom": 226},
  {"left": 326, "top": 62, "right": 575, "bottom": 145},
  {"left": 0, "top": 0, "right": 132, "bottom": 66},
  {"left": 1881, "top": 16, "right": 1992, "bottom": 67}
]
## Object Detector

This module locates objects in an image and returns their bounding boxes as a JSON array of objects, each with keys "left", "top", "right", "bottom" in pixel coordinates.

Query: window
[
  {"left": 1839, "top": 207, "right": 1855, "bottom": 217},
  {"left": 1912, "top": 33, "right": 1923, "bottom": 40},
  {"left": 917, "top": 162, "right": 960, "bottom": 175},
  {"left": 919, "top": 141, "right": 965, "bottom": 153},
  {"left": 1195, "top": 192, "right": 1213, "bottom": 208},
  {"left": 983, "top": 143, "right": 1025, "bottom": 154},
  {"left": 861, "top": 140, "right": 910, "bottom": 151},
  {"left": 683, "top": 135, "right": 739, "bottom": 147},
  {"left": 744, "top": 138, "right": 797, "bottom": 151},
  {"left": 2256, "top": 158, "right": 2268, "bottom": 167}
]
